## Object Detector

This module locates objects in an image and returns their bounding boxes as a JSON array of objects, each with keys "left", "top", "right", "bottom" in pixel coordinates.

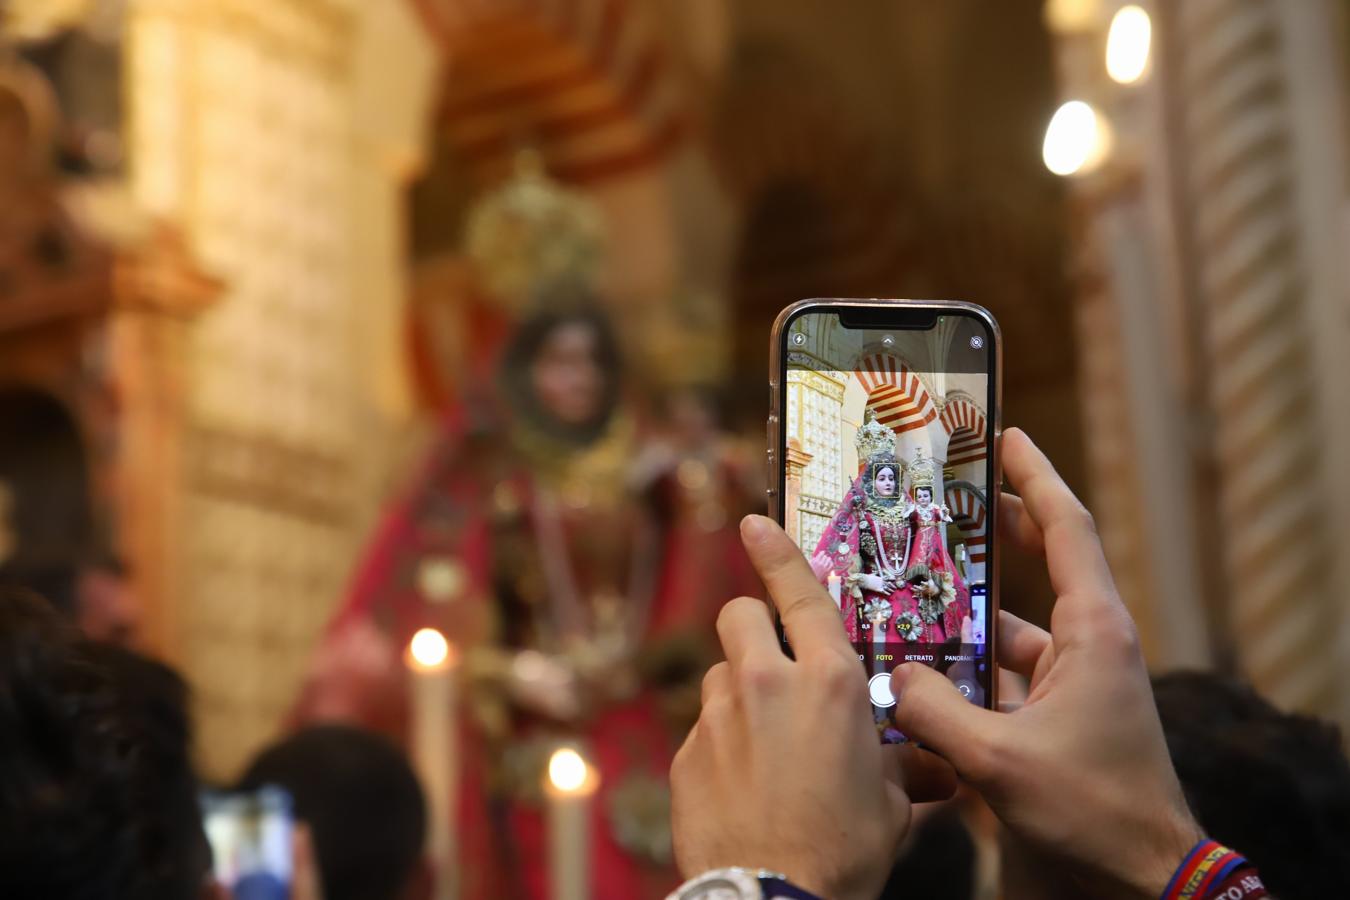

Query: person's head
[
  {"left": 0, "top": 588, "right": 206, "bottom": 900},
  {"left": 500, "top": 291, "right": 621, "bottom": 445},
  {"left": 874, "top": 465, "right": 898, "bottom": 498},
  {"left": 76, "top": 556, "right": 140, "bottom": 647},
  {"left": 238, "top": 725, "right": 428, "bottom": 900},
  {"left": 915, "top": 486, "right": 932, "bottom": 506},
  {"left": 81, "top": 642, "right": 210, "bottom": 900},
  {"left": 1, "top": 554, "right": 142, "bottom": 647},
  {"left": 1153, "top": 671, "right": 1350, "bottom": 899},
  {"left": 0, "top": 560, "right": 79, "bottom": 615},
  {"left": 865, "top": 457, "right": 901, "bottom": 504}
]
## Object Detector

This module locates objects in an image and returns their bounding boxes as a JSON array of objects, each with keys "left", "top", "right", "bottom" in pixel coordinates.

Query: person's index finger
[
  {"left": 716, "top": 596, "right": 782, "bottom": 668},
  {"left": 1001, "top": 428, "right": 1115, "bottom": 599},
  {"left": 738, "top": 515, "right": 851, "bottom": 658}
]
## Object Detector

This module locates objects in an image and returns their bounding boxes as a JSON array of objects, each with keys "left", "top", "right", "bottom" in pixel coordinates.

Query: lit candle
[
  {"left": 545, "top": 746, "right": 597, "bottom": 900},
  {"left": 408, "top": 627, "right": 457, "bottom": 900},
  {"left": 827, "top": 571, "right": 842, "bottom": 610}
]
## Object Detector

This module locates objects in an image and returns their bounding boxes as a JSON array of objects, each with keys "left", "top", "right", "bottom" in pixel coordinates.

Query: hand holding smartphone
[{"left": 768, "top": 299, "right": 1001, "bottom": 742}]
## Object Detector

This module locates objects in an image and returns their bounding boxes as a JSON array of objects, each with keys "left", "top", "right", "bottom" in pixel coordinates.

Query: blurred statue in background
[{"left": 295, "top": 158, "right": 757, "bottom": 900}]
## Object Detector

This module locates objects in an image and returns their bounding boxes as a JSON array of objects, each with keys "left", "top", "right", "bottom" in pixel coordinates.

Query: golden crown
[
  {"left": 854, "top": 410, "right": 897, "bottom": 463},
  {"left": 908, "top": 447, "right": 937, "bottom": 491},
  {"left": 465, "top": 149, "right": 606, "bottom": 311}
]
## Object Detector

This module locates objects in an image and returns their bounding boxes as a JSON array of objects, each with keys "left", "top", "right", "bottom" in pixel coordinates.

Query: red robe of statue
[
  {"left": 293, "top": 406, "right": 758, "bottom": 900},
  {"left": 813, "top": 475, "right": 971, "bottom": 647}
]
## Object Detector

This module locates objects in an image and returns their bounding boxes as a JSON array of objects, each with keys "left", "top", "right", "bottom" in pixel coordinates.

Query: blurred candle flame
[
  {"left": 409, "top": 627, "right": 450, "bottom": 669},
  {"left": 547, "top": 747, "right": 592, "bottom": 794}
]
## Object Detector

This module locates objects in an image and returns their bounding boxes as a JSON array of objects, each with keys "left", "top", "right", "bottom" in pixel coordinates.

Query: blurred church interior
[{"left": 0, "top": 0, "right": 1347, "bottom": 850}]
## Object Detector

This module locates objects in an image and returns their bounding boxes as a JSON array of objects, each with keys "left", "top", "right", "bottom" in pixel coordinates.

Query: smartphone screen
[
  {"left": 774, "top": 303, "right": 998, "bottom": 743},
  {"left": 202, "top": 786, "right": 294, "bottom": 899}
]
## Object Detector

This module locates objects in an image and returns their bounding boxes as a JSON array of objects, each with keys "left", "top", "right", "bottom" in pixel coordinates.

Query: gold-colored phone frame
[{"left": 767, "top": 298, "right": 1003, "bottom": 717}]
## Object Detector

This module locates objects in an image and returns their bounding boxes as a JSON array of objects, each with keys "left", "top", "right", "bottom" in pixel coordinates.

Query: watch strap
[{"left": 758, "top": 874, "right": 825, "bottom": 899}]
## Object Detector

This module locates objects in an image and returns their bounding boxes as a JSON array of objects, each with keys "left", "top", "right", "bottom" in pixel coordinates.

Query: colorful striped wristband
[{"left": 1160, "top": 839, "right": 1259, "bottom": 900}]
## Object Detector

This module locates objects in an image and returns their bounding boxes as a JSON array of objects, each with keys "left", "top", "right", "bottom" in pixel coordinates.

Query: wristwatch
[{"left": 665, "top": 867, "right": 824, "bottom": 900}]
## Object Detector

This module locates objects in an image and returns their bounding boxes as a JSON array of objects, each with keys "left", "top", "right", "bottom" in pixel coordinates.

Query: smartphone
[
  {"left": 768, "top": 299, "right": 1001, "bottom": 743},
  {"left": 202, "top": 786, "right": 295, "bottom": 899}
]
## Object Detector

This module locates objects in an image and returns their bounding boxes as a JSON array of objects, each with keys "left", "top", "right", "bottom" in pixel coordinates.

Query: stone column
[
  {"left": 1171, "top": 0, "right": 1344, "bottom": 714},
  {"left": 783, "top": 438, "right": 813, "bottom": 546}
]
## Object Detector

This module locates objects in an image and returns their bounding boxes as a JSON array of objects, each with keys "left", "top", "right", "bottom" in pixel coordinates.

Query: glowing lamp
[
  {"left": 1042, "top": 101, "right": 1112, "bottom": 177},
  {"left": 1106, "top": 5, "right": 1152, "bottom": 84}
]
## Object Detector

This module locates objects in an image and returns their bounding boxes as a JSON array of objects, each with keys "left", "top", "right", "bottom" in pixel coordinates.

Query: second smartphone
[{"left": 768, "top": 299, "right": 1001, "bottom": 743}]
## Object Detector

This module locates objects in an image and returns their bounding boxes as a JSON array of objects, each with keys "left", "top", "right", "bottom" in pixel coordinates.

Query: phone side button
[{"left": 764, "top": 446, "right": 775, "bottom": 497}]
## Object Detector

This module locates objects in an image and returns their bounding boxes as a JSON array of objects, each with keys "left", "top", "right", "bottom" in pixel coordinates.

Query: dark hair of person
[
  {"left": 0, "top": 588, "right": 207, "bottom": 900},
  {"left": 238, "top": 724, "right": 428, "bottom": 900},
  {"left": 83, "top": 643, "right": 210, "bottom": 900},
  {"left": 0, "top": 588, "right": 139, "bottom": 900},
  {"left": 498, "top": 286, "right": 622, "bottom": 446},
  {"left": 0, "top": 560, "right": 80, "bottom": 615},
  {"left": 1153, "top": 671, "right": 1350, "bottom": 899}
]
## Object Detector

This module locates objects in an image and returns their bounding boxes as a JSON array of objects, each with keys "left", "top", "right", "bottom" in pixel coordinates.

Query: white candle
[
  {"left": 546, "top": 747, "right": 598, "bottom": 900},
  {"left": 827, "top": 571, "right": 842, "bottom": 610},
  {"left": 408, "top": 628, "right": 458, "bottom": 900}
]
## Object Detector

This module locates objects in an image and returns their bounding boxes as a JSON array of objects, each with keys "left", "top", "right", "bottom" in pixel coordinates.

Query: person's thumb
[{"left": 891, "top": 663, "right": 1000, "bottom": 783}]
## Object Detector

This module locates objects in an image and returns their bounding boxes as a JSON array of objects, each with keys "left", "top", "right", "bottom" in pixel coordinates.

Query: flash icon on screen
[{"left": 970, "top": 335, "right": 985, "bottom": 349}]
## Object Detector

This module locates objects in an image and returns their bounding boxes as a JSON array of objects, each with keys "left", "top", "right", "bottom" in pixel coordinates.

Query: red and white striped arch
[
  {"left": 412, "top": 0, "right": 684, "bottom": 185},
  {"left": 855, "top": 355, "right": 937, "bottom": 434},
  {"left": 941, "top": 395, "right": 988, "bottom": 467},
  {"left": 945, "top": 482, "right": 987, "bottom": 564}
]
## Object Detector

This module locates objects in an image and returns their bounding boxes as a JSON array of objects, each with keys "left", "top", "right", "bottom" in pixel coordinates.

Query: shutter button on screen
[{"left": 868, "top": 673, "right": 896, "bottom": 708}]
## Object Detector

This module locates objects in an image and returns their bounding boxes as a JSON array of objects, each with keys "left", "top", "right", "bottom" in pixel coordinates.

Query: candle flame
[
  {"left": 547, "top": 747, "right": 590, "bottom": 794},
  {"left": 410, "top": 627, "right": 450, "bottom": 668}
]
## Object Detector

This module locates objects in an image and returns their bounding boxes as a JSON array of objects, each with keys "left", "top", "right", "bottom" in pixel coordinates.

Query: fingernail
[{"left": 740, "top": 514, "right": 771, "bottom": 541}]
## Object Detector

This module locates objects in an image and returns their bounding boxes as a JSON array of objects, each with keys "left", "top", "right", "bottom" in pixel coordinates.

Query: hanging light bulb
[
  {"left": 1042, "top": 101, "right": 1112, "bottom": 176},
  {"left": 1106, "top": 5, "right": 1152, "bottom": 84}
]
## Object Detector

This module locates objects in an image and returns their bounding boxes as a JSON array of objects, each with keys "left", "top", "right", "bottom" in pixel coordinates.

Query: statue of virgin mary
[
  {"left": 810, "top": 412, "right": 971, "bottom": 647},
  {"left": 810, "top": 411, "right": 916, "bottom": 643}
]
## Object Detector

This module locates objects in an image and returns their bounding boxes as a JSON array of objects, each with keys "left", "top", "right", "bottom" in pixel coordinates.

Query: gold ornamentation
[
  {"left": 511, "top": 414, "right": 636, "bottom": 512},
  {"left": 465, "top": 149, "right": 606, "bottom": 310},
  {"left": 606, "top": 772, "right": 673, "bottom": 864},
  {"left": 909, "top": 448, "right": 938, "bottom": 491},
  {"left": 417, "top": 557, "right": 464, "bottom": 604},
  {"left": 854, "top": 409, "right": 896, "bottom": 463}
]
